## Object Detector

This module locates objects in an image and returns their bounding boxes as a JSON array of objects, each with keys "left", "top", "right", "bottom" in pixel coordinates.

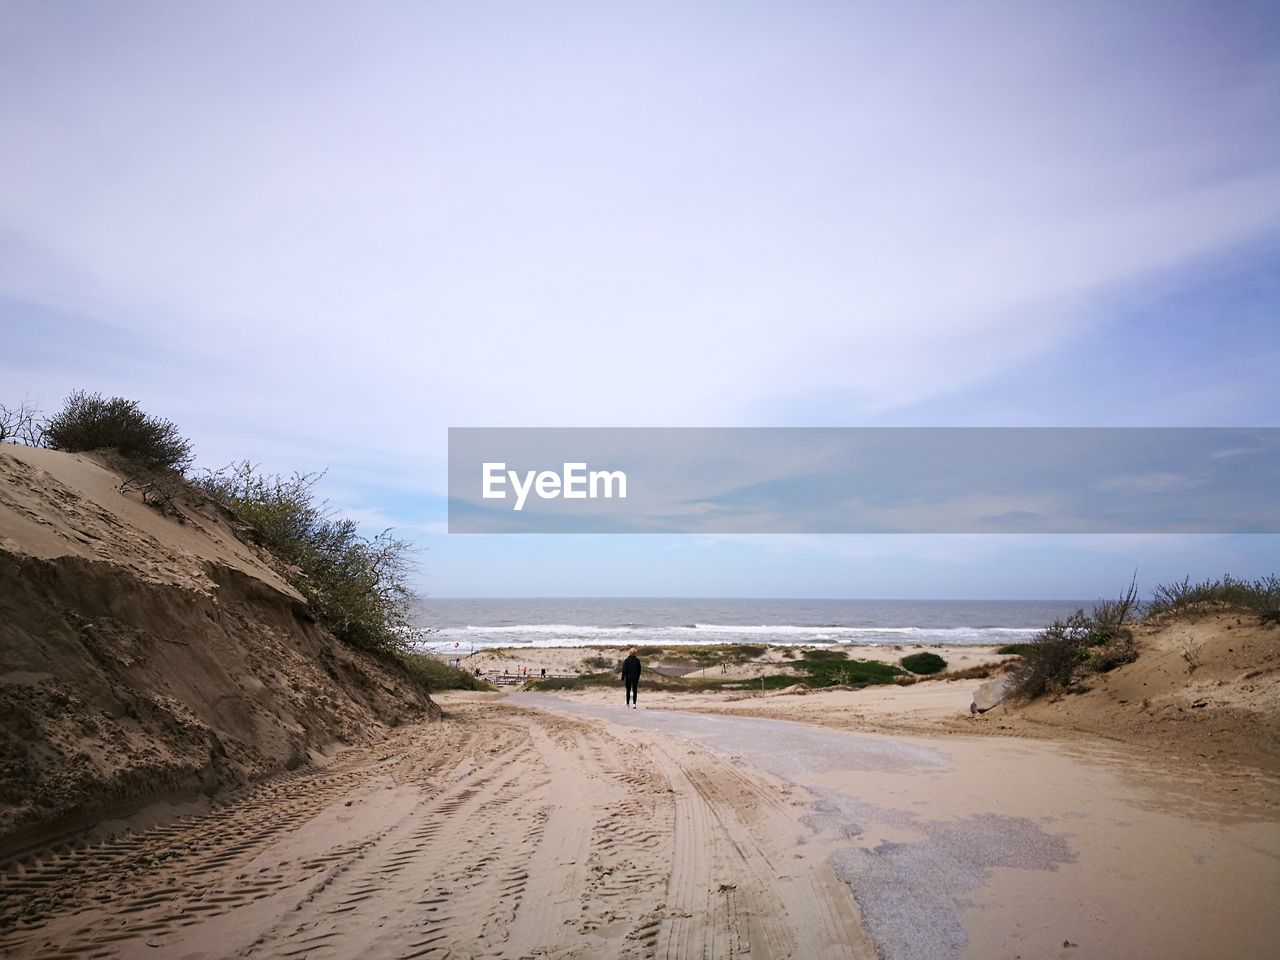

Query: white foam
[{"left": 409, "top": 621, "right": 1041, "bottom": 653}]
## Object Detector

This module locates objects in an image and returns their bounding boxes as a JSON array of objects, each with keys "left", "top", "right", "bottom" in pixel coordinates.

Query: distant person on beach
[
  {"left": 620, "top": 648, "right": 642, "bottom": 708},
  {"left": 540, "top": 667, "right": 546, "bottom": 678}
]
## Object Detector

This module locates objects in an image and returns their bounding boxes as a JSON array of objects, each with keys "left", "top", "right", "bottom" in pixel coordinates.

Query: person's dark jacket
[{"left": 620, "top": 654, "right": 642, "bottom": 682}]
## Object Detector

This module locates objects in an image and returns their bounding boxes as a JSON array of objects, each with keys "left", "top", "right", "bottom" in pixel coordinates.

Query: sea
[{"left": 408, "top": 598, "right": 1086, "bottom": 655}]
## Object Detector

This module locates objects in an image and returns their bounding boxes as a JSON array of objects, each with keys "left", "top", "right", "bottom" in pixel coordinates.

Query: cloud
[
  {"left": 4, "top": 5, "right": 1278, "bottom": 438},
  {"left": 4, "top": 3, "right": 1278, "bottom": 593}
]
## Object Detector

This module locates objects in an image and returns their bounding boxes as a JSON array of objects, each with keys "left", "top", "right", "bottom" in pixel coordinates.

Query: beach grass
[
  {"left": 802, "top": 648, "right": 848, "bottom": 661},
  {"left": 400, "top": 653, "right": 495, "bottom": 692},
  {"left": 656, "top": 643, "right": 770, "bottom": 664},
  {"left": 1146, "top": 574, "right": 1279, "bottom": 622},
  {"left": 996, "top": 643, "right": 1036, "bottom": 655}
]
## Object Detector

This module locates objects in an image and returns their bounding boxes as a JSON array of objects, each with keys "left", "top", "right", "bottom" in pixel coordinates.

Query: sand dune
[{"left": 0, "top": 445, "right": 436, "bottom": 858}]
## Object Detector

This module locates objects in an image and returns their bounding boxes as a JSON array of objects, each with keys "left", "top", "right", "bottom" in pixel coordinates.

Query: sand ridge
[{"left": 0, "top": 444, "right": 297, "bottom": 597}]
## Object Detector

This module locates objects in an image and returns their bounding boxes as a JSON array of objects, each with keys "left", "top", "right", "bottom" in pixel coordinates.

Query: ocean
[{"left": 409, "top": 598, "right": 1085, "bottom": 654}]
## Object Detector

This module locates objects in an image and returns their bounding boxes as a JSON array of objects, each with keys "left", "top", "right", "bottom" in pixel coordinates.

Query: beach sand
[
  {"left": 4, "top": 686, "right": 1276, "bottom": 959},
  {"left": 0, "top": 697, "right": 875, "bottom": 959}
]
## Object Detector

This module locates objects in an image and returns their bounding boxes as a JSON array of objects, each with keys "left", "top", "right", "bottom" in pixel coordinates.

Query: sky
[{"left": 3, "top": 1, "right": 1278, "bottom": 598}]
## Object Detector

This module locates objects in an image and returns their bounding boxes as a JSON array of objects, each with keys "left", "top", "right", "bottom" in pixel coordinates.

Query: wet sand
[{"left": 514, "top": 692, "right": 1280, "bottom": 960}]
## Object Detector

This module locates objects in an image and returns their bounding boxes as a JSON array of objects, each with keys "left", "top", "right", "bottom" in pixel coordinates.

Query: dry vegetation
[{"left": 1005, "top": 573, "right": 1277, "bottom": 714}]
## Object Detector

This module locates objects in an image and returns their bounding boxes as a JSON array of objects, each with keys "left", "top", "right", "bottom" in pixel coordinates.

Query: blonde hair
[{"left": 628, "top": 647, "right": 637, "bottom": 655}]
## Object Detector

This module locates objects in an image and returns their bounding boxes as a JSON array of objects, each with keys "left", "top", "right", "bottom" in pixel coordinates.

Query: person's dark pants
[{"left": 625, "top": 677, "right": 638, "bottom": 705}]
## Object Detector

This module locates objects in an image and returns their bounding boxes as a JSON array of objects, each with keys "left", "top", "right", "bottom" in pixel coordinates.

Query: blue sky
[{"left": 3, "top": 1, "right": 1277, "bottom": 597}]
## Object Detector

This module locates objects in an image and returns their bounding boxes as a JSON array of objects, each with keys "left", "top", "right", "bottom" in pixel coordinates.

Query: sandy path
[
  {"left": 6, "top": 693, "right": 1275, "bottom": 960},
  {"left": 513, "top": 693, "right": 1280, "bottom": 960},
  {"left": 0, "top": 700, "right": 869, "bottom": 959}
]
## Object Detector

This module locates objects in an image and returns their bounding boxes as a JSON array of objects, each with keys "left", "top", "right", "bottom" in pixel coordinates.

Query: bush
[
  {"left": 805, "top": 648, "right": 848, "bottom": 661},
  {"left": 1009, "top": 610, "right": 1095, "bottom": 700},
  {"left": 1146, "top": 574, "right": 1279, "bottom": 622},
  {"left": 194, "top": 461, "right": 416, "bottom": 653},
  {"left": 1007, "top": 576, "right": 1146, "bottom": 700},
  {"left": 44, "top": 391, "right": 193, "bottom": 472},
  {"left": 1092, "top": 572, "right": 1138, "bottom": 634},
  {"left": 900, "top": 652, "right": 947, "bottom": 675},
  {"left": 399, "top": 654, "right": 493, "bottom": 692},
  {"left": 1008, "top": 608, "right": 1135, "bottom": 699},
  {"left": 938, "top": 663, "right": 997, "bottom": 680},
  {"left": 0, "top": 399, "right": 44, "bottom": 446},
  {"left": 1088, "top": 638, "right": 1137, "bottom": 673},
  {"left": 996, "top": 643, "right": 1035, "bottom": 656}
]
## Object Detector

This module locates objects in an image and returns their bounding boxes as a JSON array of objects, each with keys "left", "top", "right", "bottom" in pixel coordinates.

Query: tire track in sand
[
  {"left": 0, "top": 718, "right": 493, "bottom": 958},
  {"left": 1, "top": 700, "right": 872, "bottom": 959}
]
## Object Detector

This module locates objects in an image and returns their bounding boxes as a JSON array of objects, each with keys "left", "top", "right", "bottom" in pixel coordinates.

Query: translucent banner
[{"left": 447, "top": 428, "right": 1279, "bottom": 534}]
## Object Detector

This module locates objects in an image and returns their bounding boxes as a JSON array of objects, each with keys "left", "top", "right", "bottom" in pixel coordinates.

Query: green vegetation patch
[
  {"left": 399, "top": 654, "right": 494, "bottom": 692},
  {"left": 996, "top": 643, "right": 1035, "bottom": 656},
  {"left": 793, "top": 658, "right": 900, "bottom": 686},
  {"left": 900, "top": 652, "right": 947, "bottom": 675},
  {"left": 527, "top": 656, "right": 902, "bottom": 693},
  {"left": 530, "top": 672, "right": 693, "bottom": 693}
]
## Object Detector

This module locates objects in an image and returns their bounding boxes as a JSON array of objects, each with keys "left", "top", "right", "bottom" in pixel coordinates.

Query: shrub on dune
[
  {"left": 43, "top": 390, "right": 194, "bottom": 473},
  {"left": 1009, "top": 576, "right": 1142, "bottom": 700},
  {"left": 1146, "top": 574, "right": 1279, "bottom": 623},
  {"left": 194, "top": 461, "right": 416, "bottom": 655}
]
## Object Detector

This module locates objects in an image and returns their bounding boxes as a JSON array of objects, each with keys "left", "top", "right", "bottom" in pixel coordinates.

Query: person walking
[{"left": 620, "top": 648, "right": 642, "bottom": 708}]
